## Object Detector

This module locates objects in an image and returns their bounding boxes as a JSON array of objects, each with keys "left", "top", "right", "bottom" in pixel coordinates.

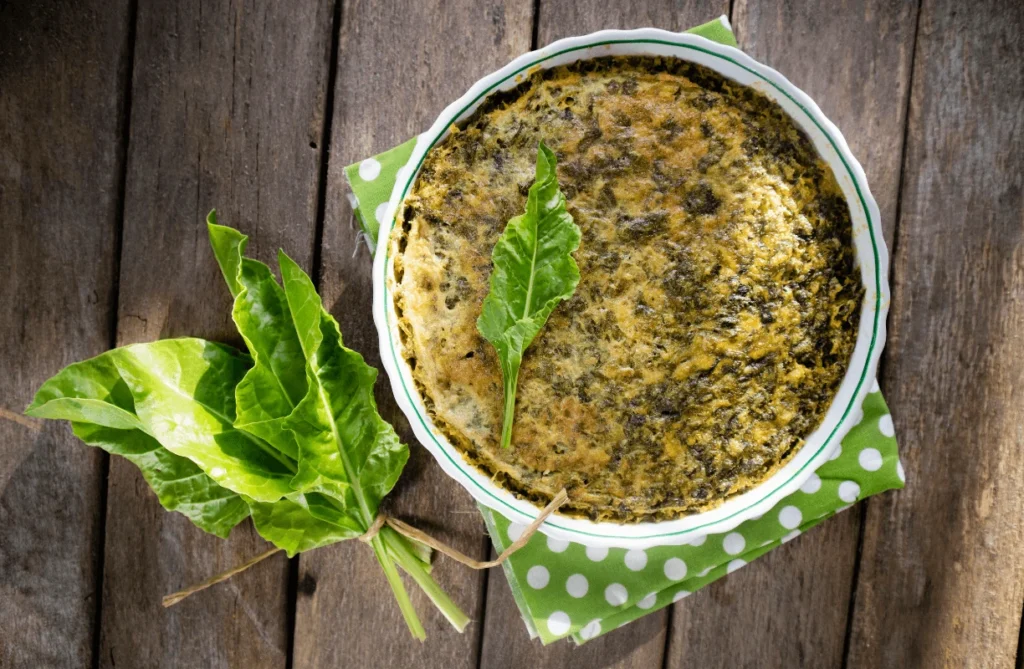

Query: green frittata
[{"left": 390, "top": 56, "right": 863, "bottom": 522}]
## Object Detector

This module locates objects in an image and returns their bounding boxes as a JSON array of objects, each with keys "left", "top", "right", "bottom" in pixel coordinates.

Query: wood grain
[
  {"left": 476, "top": 3, "right": 725, "bottom": 668},
  {"left": 293, "top": 1, "right": 533, "bottom": 666},
  {"left": 0, "top": 1, "right": 131, "bottom": 666},
  {"left": 5, "top": 0, "right": 1024, "bottom": 666},
  {"left": 847, "top": 0, "right": 1024, "bottom": 665},
  {"left": 667, "top": 1, "right": 920, "bottom": 667},
  {"left": 97, "top": 1, "right": 334, "bottom": 667},
  {"left": 535, "top": 0, "right": 727, "bottom": 42}
]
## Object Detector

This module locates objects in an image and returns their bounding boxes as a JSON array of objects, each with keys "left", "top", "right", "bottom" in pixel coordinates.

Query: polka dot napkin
[{"left": 344, "top": 16, "right": 903, "bottom": 645}]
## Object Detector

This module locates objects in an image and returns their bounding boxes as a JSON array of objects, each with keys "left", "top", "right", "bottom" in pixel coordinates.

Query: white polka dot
[
  {"left": 897, "top": 461, "right": 906, "bottom": 483},
  {"left": 585, "top": 545, "right": 608, "bottom": 562},
  {"left": 526, "top": 565, "right": 549, "bottom": 589},
  {"left": 878, "top": 414, "right": 895, "bottom": 437},
  {"left": 871, "top": 377, "right": 880, "bottom": 393},
  {"left": 637, "top": 593, "right": 657, "bottom": 609},
  {"left": 507, "top": 522, "right": 526, "bottom": 542},
  {"left": 579, "top": 619, "right": 601, "bottom": 640},
  {"left": 686, "top": 534, "right": 707, "bottom": 546},
  {"left": 673, "top": 590, "right": 691, "bottom": 602},
  {"left": 760, "top": 539, "right": 774, "bottom": 547},
  {"left": 782, "top": 529, "right": 801, "bottom": 543},
  {"left": 859, "top": 447, "right": 883, "bottom": 472},
  {"left": 663, "top": 557, "right": 687, "bottom": 581},
  {"left": 358, "top": 158, "right": 381, "bottom": 181},
  {"left": 697, "top": 566, "right": 714, "bottom": 577},
  {"left": 829, "top": 444, "right": 843, "bottom": 461},
  {"left": 837, "top": 504, "right": 852, "bottom": 513},
  {"left": 605, "top": 583, "right": 628, "bottom": 606},
  {"left": 547, "top": 611, "right": 571, "bottom": 636},
  {"left": 726, "top": 559, "right": 746, "bottom": 574},
  {"left": 801, "top": 472, "right": 822, "bottom": 494},
  {"left": 375, "top": 201, "right": 390, "bottom": 224},
  {"left": 624, "top": 549, "right": 648, "bottom": 571},
  {"left": 778, "top": 505, "right": 802, "bottom": 530},
  {"left": 546, "top": 536, "right": 569, "bottom": 553},
  {"left": 566, "top": 573, "right": 588, "bottom": 598},
  {"left": 838, "top": 480, "right": 861, "bottom": 503},
  {"left": 722, "top": 532, "right": 746, "bottom": 555}
]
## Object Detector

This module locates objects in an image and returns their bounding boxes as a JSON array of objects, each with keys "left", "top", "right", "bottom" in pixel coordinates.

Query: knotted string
[
  {"left": 358, "top": 512, "right": 389, "bottom": 544},
  {"left": 162, "top": 489, "right": 569, "bottom": 607}
]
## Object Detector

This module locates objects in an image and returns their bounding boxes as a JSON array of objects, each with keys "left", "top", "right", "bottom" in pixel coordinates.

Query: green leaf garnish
[
  {"left": 477, "top": 142, "right": 582, "bottom": 448},
  {"left": 26, "top": 212, "right": 469, "bottom": 640}
]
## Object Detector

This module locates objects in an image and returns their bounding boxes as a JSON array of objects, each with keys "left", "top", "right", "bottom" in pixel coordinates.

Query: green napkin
[{"left": 344, "top": 16, "right": 902, "bottom": 645}]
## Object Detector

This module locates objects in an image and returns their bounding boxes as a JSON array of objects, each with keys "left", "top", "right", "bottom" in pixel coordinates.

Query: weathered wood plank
[
  {"left": 476, "top": 3, "right": 725, "bottom": 667},
  {"left": 0, "top": 2, "right": 131, "bottom": 666},
  {"left": 98, "top": 2, "right": 334, "bottom": 667},
  {"left": 536, "top": 0, "right": 727, "bottom": 38},
  {"left": 292, "top": 0, "right": 533, "bottom": 665},
  {"left": 667, "top": 1, "right": 920, "bottom": 667},
  {"left": 847, "top": 0, "right": 1024, "bottom": 665}
]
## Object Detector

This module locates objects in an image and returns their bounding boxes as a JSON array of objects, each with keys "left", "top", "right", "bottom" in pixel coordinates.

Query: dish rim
[{"left": 371, "top": 28, "right": 890, "bottom": 548}]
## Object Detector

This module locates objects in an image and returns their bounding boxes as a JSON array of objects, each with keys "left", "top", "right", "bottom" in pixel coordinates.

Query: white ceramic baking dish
[{"left": 372, "top": 28, "right": 889, "bottom": 548}]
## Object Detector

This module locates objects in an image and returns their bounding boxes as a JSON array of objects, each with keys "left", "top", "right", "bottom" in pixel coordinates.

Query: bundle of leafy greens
[
  {"left": 478, "top": 142, "right": 582, "bottom": 448},
  {"left": 26, "top": 213, "right": 467, "bottom": 640}
]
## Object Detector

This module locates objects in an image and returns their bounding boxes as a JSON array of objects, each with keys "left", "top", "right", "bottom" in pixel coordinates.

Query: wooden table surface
[{"left": 2, "top": 0, "right": 1022, "bottom": 667}]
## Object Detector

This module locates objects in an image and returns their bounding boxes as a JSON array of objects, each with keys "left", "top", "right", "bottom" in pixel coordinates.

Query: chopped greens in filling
[{"left": 391, "top": 56, "right": 864, "bottom": 522}]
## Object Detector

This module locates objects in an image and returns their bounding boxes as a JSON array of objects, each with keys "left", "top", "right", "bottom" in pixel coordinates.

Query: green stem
[
  {"left": 370, "top": 534, "right": 425, "bottom": 641},
  {"left": 382, "top": 527, "right": 470, "bottom": 632},
  {"left": 500, "top": 371, "right": 518, "bottom": 449}
]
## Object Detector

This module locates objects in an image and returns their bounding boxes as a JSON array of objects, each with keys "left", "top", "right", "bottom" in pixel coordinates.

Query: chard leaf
[
  {"left": 248, "top": 492, "right": 363, "bottom": 556},
  {"left": 207, "top": 213, "right": 306, "bottom": 461},
  {"left": 277, "top": 251, "right": 408, "bottom": 525},
  {"left": 26, "top": 352, "right": 250, "bottom": 538},
  {"left": 477, "top": 142, "right": 581, "bottom": 448},
  {"left": 26, "top": 355, "right": 145, "bottom": 431},
  {"left": 76, "top": 423, "right": 250, "bottom": 537},
  {"left": 110, "top": 338, "right": 297, "bottom": 502}
]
